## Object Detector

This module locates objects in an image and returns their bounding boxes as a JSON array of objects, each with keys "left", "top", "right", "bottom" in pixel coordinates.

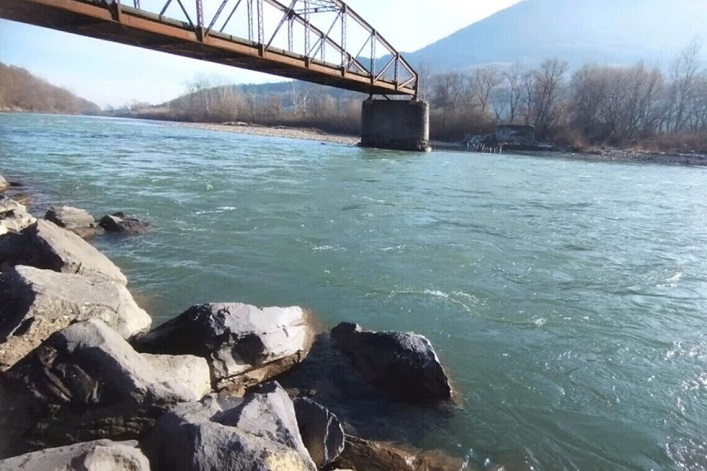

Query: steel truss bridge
[{"left": 0, "top": 0, "right": 418, "bottom": 97}]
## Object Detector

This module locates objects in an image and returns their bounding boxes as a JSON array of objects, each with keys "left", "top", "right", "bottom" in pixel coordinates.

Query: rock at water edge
[
  {"left": 28, "top": 219, "right": 128, "bottom": 285},
  {"left": 44, "top": 205, "right": 103, "bottom": 239},
  {"left": 145, "top": 382, "right": 317, "bottom": 471},
  {"left": 293, "top": 397, "right": 345, "bottom": 468},
  {"left": 331, "top": 322, "right": 452, "bottom": 402},
  {"left": 133, "top": 302, "right": 314, "bottom": 393},
  {"left": 99, "top": 212, "right": 150, "bottom": 235}
]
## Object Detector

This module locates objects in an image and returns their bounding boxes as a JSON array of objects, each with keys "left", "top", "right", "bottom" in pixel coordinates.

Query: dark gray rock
[
  {"left": 0, "top": 232, "right": 39, "bottom": 271},
  {"left": 44, "top": 205, "right": 104, "bottom": 239},
  {"left": 28, "top": 219, "right": 128, "bottom": 285},
  {"left": 5, "top": 318, "right": 192, "bottom": 407},
  {"left": 0, "top": 265, "right": 151, "bottom": 371},
  {"left": 330, "top": 322, "right": 452, "bottom": 402},
  {"left": 293, "top": 397, "right": 345, "bottom": 468},
  {"left": 145, "top": 382, "right": 317, "bottom": 471},
  {"left": 99, "top": 212, "right": 150, "bottom": 235},
  {"left": 133, "top": 303, "right": 314, "bottom": 393},
  {"left": 0, "top": 439, "right": 150, "bottom": 471}
]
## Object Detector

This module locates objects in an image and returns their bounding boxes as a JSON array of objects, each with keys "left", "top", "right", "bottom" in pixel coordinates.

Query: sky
[{"left": 0, "top": 0, "right": 523, "bottom": 107}]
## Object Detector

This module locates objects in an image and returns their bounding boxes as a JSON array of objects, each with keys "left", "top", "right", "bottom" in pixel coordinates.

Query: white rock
[
  {"left": 0, "top": 439, "right": 150, "bottom": 471},
  {"left": 142, "top": 353, "right": 212, "bottom": 401}
]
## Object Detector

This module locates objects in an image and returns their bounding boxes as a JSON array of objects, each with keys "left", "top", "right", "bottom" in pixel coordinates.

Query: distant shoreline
[
  {"left": 172, "top": 121, "right": 360, "bottom": 146},
  {"left": 175, "top": 120, "right": 707, "bottom": 167}
]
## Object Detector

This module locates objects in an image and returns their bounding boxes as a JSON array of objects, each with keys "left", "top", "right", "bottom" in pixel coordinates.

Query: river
[{"left": 1, "top": 113, "right": 705, "bottom": 471}]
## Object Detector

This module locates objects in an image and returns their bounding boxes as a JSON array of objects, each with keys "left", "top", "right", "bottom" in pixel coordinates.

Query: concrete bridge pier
[{"left": 360, "top": 99, "right": 430, "bottom": 152}]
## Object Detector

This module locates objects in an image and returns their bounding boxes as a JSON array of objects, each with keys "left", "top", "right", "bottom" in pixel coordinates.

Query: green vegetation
[{"left": 0, "top": 62, "right": 99, "bottom": 115}]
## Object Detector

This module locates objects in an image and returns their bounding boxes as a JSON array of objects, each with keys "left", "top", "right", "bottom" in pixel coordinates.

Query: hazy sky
[{"left": 0, "top": 0, "right": 522, "bottom": 107}]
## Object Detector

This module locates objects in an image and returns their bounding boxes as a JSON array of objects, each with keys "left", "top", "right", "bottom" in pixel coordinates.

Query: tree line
[
  {"left": 117, "top": 41, "right": 706, "bottom": 152},
  {"left": 0, "top": 62, "right": 99, "bottom": 115},
  {"left": 422, "top": 41, "right": 707, "bottom": 151}
]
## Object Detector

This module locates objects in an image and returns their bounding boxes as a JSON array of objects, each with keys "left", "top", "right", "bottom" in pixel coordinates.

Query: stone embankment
[{"left": 0, "top": 173, "right": 462, "bottom": 470}]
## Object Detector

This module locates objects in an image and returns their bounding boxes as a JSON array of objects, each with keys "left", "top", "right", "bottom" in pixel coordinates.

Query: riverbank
[
  {"left": 433, "top": 139, "right": 707, "bottom": 166},
  {"left": 177, "top": 121, "right": 360, "bottom": 146},
  {"left": 178, "top": 121, "right": 707, "bottom": 167}
]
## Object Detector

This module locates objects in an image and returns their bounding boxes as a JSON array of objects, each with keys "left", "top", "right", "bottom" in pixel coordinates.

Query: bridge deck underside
[{"left": 0, "top": 0, "right": 412, "bottom": 96}]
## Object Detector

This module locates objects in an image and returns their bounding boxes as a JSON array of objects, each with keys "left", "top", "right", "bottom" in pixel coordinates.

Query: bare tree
[
  {"left": 472, "top": 66, "right": 502, "bottom": 114},
  {"left": 668, "top": 39, "right": 703, "bottom": 132},
  {"left": 532, "top": 58, "right": 569, "bottom": 135}
]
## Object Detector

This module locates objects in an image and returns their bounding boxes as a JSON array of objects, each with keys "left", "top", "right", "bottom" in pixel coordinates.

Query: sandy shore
[{"left": 176, "top": 122, "right": 360, "bottom": 146}]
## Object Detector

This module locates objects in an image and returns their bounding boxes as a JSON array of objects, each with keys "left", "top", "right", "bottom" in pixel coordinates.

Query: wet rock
[
  {"left": 0, "top": 439, "right": 150, "bottom": 471},
  {"left": 145, "top": 382, "right": 316, "bottom": 471},
  {"left": 99, "top": 212, "right": 150, "bottom": 235},
  {"left": 5, "top": 318, "right": 192, "bottom": 407},
  {"left": 44, "top": 205, "right": 104, "bottom": 239},
  {"left": 142, "top": 353, "right": 212, "bottom": 401},
  {"left": 133, "top": 303, "right": 314, "bottom": 394},
  {"left": 0, "top": 197, "right": 36, "bottom": 235},
  {"left": 331, "top": 322, "right": 452, "bottom": 402},
  {"left": 0, "top": 265, "right": 151, "bottom": 371},
  {"left": 293, "top": 397, "right": 345, "bottom": 468},
  {"left": 331, "top": 435, "right": 463, "bottom": 471},
  {"left": 28, "top": 219, "right": 128, "bottom": 285}
]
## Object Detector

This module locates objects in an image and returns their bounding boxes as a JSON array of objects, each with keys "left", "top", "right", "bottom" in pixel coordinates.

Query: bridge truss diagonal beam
[{"left": 0, "top": 0, "right": 419, "bottom": 97}]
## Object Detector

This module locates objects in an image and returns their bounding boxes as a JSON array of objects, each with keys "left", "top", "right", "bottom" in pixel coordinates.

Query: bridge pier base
[{"left": 360, "top": 99, "right": 430, "bottom": 152}]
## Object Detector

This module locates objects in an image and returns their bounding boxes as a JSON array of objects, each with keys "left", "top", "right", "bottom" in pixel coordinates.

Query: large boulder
[
  {"left": 0, "top": 197, "right": 36, "bottom": 236},
  {"left": 293, "top": 397, "right": 345, "bottom": 468},
  {"left": 0, "top": 265, "right": 151, "bottom": 371},
  {"left": 330, "top": 323, "right": 452, "bottom": 402},
  {"left": 44, "top": 205, "right": 104, "bottom": 239},
  {"left": 5, "top": 318, "right": 192, "bottom": 407},
  {"left": 0, "top": 439, "right": 150, "bottom": 471},
  {"left": 2, "top": 319, "right": 194, "bottom": 454},
  {"left": 133, "top": 303, "right": 314, "bottom": 393},
  {"left": 27, "top": 219, "right": 128, "bottom": 285},
  {"left": 145, "top": 382, "right": 317, "bottom": 471},
  {"left": 99, "top": 212, "right": 150, "bottom": 235}
]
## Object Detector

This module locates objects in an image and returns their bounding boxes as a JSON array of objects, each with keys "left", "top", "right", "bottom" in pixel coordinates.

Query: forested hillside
[{"left": 0, "top": 62, "right": 99, "bottom": 114}]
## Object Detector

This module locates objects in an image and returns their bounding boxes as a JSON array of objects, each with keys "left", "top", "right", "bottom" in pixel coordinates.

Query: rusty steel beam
[{"left": 0, "top": 0, "right": 418, "bottom": 97}]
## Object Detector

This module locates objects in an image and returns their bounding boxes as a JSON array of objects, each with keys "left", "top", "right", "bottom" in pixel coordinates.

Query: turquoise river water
[{"left": 1, "top": 113, "right": 706, "bottom": 471}]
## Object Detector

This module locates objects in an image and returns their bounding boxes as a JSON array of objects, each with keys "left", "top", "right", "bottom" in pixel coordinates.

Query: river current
[{"left": 1, "top": 113, "right": 705, "bottom": 471}]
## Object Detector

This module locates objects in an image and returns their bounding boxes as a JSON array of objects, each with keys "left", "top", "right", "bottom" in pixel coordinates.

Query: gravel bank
[{"left": 176, "top": 122, "right": 360, "bottom": 146}]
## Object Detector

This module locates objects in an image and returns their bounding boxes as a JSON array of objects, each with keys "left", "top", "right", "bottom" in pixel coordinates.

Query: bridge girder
[{"left": 0, "top": 0, "right": 418, "bottom": 97}]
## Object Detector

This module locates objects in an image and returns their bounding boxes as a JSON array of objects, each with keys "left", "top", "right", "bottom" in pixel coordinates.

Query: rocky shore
[{"left": 0, "top": 174, "right": 466, "bottom": 470}]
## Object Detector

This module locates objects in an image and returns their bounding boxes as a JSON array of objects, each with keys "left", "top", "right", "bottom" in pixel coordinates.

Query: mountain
[
  {"left": 0, "top": 62, "right": 100, "bottom": 114},
  {"left": 403, "top": 0, "right": 707, "bottom": 71}
]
